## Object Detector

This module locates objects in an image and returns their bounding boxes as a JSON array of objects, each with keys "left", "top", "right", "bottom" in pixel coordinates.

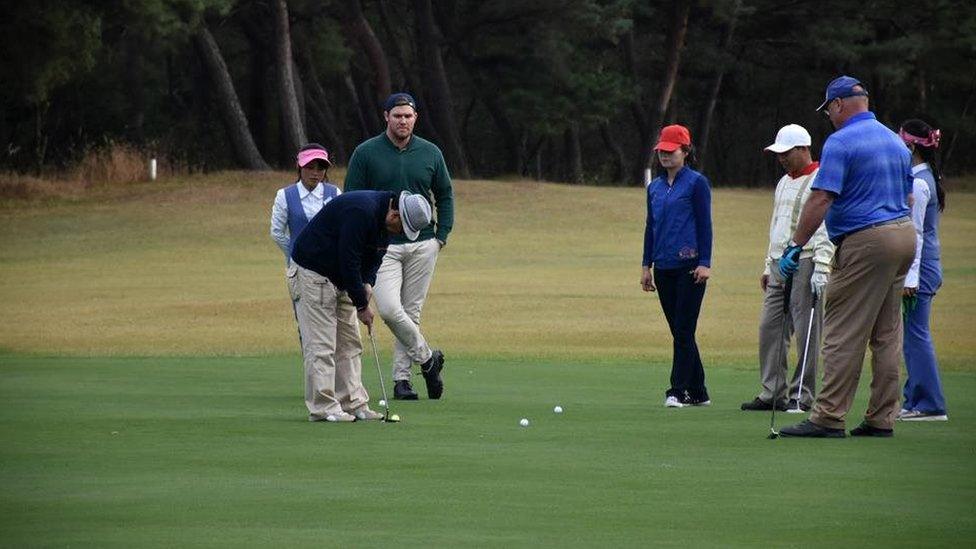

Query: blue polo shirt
[
  {"left": 811, "top": 111, "right": 911, "bottom": 240},
  {"left": 643, "top": 166, "right": 713, "bottom": 269}
]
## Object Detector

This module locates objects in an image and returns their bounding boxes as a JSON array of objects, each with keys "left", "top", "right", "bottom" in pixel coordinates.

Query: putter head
[{"left": 768, "top": 430, "right": 779, "bottom": 439}]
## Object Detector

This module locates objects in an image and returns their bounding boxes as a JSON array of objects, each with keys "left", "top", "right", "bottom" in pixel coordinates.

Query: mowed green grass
[
  {"left": 1, "top": 173, "right": 975, "bottom": 547},
  {"left": 2, "top": 355, "right": 974, "bottom": 547}
]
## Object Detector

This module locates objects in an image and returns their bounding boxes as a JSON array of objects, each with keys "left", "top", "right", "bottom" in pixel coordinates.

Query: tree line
[{"left": 2, "top": 0, "right": 974, "bottom": 186}]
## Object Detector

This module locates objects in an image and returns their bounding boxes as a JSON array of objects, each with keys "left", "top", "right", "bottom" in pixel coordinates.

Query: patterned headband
[{"left": 899, "top": 128, "right": 941, "bottom": 149}]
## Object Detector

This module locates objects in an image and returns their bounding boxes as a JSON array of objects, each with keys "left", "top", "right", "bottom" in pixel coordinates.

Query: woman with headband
[{"left": 897, "top": 119, "right": 949, "bottom": 422}]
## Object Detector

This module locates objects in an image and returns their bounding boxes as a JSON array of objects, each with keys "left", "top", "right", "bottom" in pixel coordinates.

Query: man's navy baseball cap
[
  {"left": 384, "top": 93, "right": 417, "bottom": 112},
  {"left": 816, "top": 76, "right": 869, "bottom": 111}
]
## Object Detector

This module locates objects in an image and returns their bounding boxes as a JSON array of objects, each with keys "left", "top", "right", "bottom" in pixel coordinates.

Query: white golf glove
[{"left": 811, "top": 271, "right": 828, "bottom": 299}]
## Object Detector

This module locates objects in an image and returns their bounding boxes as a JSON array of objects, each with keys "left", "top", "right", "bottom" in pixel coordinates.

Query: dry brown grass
[{"left": 0, "top": 142, "right": 193, "bottom": 204}]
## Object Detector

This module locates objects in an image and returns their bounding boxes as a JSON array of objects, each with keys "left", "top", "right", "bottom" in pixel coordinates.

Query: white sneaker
[
  {"left": 664, "top": 396, "right": 685, "bottom": 408},
  {"left": 319, "top": 411, "right": 356, "bottom": 423},
  {"left": 896, "top": 408, "right": 913, "bottom": 420},
  {"left": 353, "top": 408, "right": 384, "bottom": 421},
  {"left": 901, "top": 412, "right": 948, "bottom": 422}
]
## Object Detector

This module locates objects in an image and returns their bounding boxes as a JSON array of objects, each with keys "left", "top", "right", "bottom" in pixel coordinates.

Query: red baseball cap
[{"left": 654, "top": 125, "right": 692, "bottom": 152}]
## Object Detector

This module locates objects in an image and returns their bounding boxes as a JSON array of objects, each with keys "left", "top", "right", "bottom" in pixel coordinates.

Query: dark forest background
[{"left": 2, "top": 0, "right": 975, "bottom": 186}]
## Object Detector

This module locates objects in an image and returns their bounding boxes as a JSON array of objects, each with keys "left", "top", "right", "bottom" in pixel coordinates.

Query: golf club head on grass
[
  {"left": 367, "top": 328, "right": 399, "bottom": 424},
  {"left": 768, "top": 429, "right": 779, "bottom": 439}
]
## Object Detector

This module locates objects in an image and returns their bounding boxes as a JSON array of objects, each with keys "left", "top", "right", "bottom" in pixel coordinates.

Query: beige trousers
[
  {"left": 374, "top": 239, "right": 439, "bottom": 381},
  {"left": 288, "top": 265, "right": 370, "bottom": 420},
  {"left": 758, "top": 258, "right": 822, "bottom": 407},
  {"left": 810, "top": 220, "right": 915, "bottom": 430}
]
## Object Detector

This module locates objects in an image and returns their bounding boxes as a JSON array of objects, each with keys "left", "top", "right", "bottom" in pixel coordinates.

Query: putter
[
  {"left": 768, "top": 274, "right": 793, "bottom": 439},
  {"left": 368, "top": 328, "right": 400, "bottom": 423},
  {"left": 789, "top": 292, "right": 819, "bottom": 414}
]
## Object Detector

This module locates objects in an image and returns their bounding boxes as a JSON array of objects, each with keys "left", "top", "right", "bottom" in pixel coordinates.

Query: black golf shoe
[
  {"left": 740, "top": 397, "right": 786, "bottom": 411},
  {"left": 421, "top": 349, "right": 445, "bottom": 399},
  {"left": 850, "top": 422, "right": 893, "bottom": 437},
  {"left": 779, "top": 419, "right": 845, "bottom": 438},
  {"left": 394, "top": 380, "right": 418, "bottom": 400}
]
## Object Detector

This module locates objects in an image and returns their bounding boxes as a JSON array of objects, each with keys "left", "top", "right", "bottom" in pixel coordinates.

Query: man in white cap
[
  {"left": 741, "top": 125, "right": 834, "bottom": 413},
  {"left": 290, "top": 190, "right": 433, "bottom": 422}
]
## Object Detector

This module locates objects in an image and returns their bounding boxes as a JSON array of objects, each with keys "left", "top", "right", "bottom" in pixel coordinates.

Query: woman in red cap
[{"left": 641, "top": 125, "right": 714, "bottom": 408}]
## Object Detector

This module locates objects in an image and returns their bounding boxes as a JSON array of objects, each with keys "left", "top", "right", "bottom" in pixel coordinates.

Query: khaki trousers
[
  {"left": 810, "top": 220, "right": 915, "bottom": 430},
  {"left": 374, "top": 239, "right": 439, "bottom": 381},
  {"left": 289, "top": 266, "right": 369, "bottom": 420},
  {"left": 758, "top": 258, "right": 821, "bottom": 407}
]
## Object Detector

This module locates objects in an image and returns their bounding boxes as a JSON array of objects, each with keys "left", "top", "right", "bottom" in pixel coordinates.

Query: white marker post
[
  {"left": 149, "top": 158, "right": 157, "bottom": 181},
  {"left": 644, "top": 168, "right": 652, "bottom": 187}
]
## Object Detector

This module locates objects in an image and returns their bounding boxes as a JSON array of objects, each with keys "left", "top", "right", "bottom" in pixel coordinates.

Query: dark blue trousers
[{"left": 654, "top": 266, "right": 708, "bottom": 400}]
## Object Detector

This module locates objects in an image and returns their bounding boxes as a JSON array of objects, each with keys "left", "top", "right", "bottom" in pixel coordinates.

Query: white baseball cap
[{"left": 764, "top": 124, "right": 812, "bottom": 153}]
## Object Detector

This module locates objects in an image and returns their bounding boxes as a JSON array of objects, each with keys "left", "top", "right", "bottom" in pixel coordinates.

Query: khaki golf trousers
[
  {"left": 289, "top": 266, "right": 369, "bottom": 421},
  {"left": 810, "top": 220, "right": 915, "bottom": 430},
  {"left": 758, "top": 258, "right": 822, "bottom": 407},
  {"left": 374, "top": 239, "right": 439, "bottom": 381}
]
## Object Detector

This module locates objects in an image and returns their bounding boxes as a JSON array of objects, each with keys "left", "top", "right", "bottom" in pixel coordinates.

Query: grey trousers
[{"left": 757, "top": 258, "right": 822, "bottom": 407}]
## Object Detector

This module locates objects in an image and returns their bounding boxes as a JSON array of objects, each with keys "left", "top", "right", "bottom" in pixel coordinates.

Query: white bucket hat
[
  {"left": 398, "top": 191, "right": 433, "bottom": 241},
  {"left": 765, "top": 124, "right": 812, "bottom": 153}
]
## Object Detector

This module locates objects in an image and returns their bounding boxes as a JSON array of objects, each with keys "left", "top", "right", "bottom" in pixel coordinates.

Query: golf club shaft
[
  {"left": 368, "top": 330, "right": 391, "bottom": 416},
  {"left": 794, "top": 294, "right": 818, "bottom": 405}
]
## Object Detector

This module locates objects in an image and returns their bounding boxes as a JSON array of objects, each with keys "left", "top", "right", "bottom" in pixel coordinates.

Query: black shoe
[
  {"left": 741, "top": 397, "right": 773, "bottom": 411},
  {"left": 420, "top": 349, "right": 444, "bottom": 399},
  {"left": 740, "top": 397, "right": 787, "bottom": 411},
  {"left": 779, "top": 419, "right": 845, "bottom": 438},
  {"left": 850, "top": 422, "right": 893, "bottom": 437},
  {"left": 786, "top": 399, "right": 811, "bottom": 412},
  {"left": 394, "top": 380, "right": 418, "bottom": 400}
]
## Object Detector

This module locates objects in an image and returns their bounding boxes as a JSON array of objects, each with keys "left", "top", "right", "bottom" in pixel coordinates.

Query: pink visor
[{"left": 297, "top": 148, "right": 332, "bottom": 168}]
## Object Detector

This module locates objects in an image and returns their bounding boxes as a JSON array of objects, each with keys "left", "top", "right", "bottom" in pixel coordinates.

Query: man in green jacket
[{"left": 344, "top": 92, "right": 455, "bottom": 400}]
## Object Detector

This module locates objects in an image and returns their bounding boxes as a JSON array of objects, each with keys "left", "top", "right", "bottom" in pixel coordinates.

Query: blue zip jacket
[
  {"left": 291, "top": 191, "right": 395, "bottom": 309},
  {"left": 643, "top": 166, "right": 713, "bottom": 270}
]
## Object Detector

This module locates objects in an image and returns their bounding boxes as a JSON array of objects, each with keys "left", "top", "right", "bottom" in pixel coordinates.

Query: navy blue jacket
[
  {"left": 643, "top": 166, "right": 713, "bottom": 270},
  {"left": 291, "top": 191, "right": 395, "bottom": 309}
]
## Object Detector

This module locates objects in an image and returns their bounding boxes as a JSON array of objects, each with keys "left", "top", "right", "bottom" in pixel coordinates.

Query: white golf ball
[
  {"left": 519, "top": 418, "right": 530, "bottom": 427},
  {"left": 553, "top": 406, "right": 563, "bottom": 414},
  {"left": 326, "top": 414, "right": 337, "bottom": 422},
  {"left": 378, "top": 399, "right": 387, "bottom": 407}
]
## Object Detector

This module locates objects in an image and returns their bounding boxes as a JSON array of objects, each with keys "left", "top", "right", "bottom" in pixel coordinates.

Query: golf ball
[
  {"left": 326, "top": 414, "right": 337, "bottom": 422},
  {"left": 378, "top": 399, "right": 387, "bottom": 407},
  {"left": 553, "top": 406, "right": 563, "bottom": 414},
  {"left": 519, "top": 418, "right": 530, "bottom": 427}
]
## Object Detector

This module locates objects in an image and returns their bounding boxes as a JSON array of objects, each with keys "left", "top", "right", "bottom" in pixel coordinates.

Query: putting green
[{"left": 1, "top": 355, "right": 973, "bottom": 547}]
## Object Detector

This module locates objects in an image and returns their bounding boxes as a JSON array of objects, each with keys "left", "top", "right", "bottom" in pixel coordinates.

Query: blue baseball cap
[
  {"left": 383, "top": 92, "right": 417, "bottom": 112},
  {"left": 816, "top": 76, "right": 869, "bottom": 111}
]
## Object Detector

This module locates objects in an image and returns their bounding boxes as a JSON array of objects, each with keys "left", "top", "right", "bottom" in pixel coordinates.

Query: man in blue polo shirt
[{"left": 778, "top": 76, "right": 915, "bottom": 438}]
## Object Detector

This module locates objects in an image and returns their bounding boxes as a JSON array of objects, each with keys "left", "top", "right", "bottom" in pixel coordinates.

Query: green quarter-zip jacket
[{"left": 344, "top": 133, "right": 454, "bottom": 246}]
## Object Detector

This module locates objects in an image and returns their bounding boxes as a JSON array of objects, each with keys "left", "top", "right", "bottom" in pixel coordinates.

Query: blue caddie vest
[
  {"left": 915, "top": 166, "right": 941, "bottom": 262},
  {"left": 283, "top": 182, "right": 339, "bottom": 256}
]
